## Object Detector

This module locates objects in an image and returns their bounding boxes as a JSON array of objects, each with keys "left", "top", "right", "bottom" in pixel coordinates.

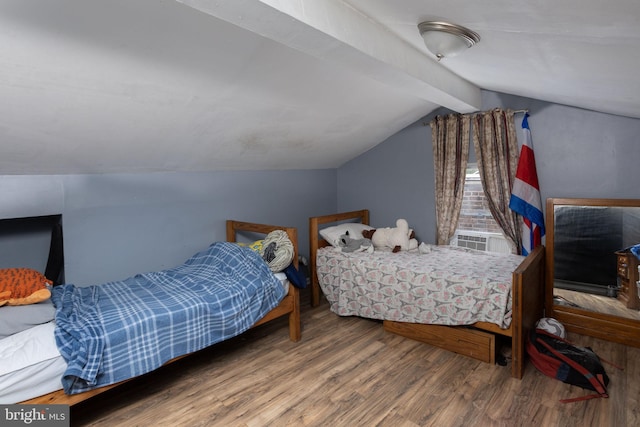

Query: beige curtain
[
  {"left": 431, "top": 113, "right": 471, "bottom": 245},
  {"left": 471, "top": 109, "right": 522, "bottom": 252}
]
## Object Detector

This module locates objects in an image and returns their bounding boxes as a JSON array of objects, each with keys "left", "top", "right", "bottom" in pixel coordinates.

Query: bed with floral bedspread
[
  {"left": 310, "top": 209, "right": 545, "bottom": 380},
  {"left": 316, "top": 244, "right": 525, "bottom": 329}
]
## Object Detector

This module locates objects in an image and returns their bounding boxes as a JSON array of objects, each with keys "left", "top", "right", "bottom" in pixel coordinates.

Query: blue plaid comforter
[{"left": 51, "top": 242, "right": 286, "bottom": 395}]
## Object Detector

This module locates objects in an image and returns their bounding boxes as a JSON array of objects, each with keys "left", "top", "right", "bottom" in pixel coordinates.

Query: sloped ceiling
[{"left": 1, "top": 0, "right": 639, "bottom": 174}]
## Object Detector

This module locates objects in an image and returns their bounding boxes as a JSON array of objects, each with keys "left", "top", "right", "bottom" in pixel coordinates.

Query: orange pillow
[{"left": 0, "top": 268, "right": 52, "bottom": 307}]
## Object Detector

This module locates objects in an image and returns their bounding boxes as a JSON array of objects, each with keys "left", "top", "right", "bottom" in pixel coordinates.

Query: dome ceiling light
[{"left": 418, "top": 21, "right": 480, "bottom": 61}]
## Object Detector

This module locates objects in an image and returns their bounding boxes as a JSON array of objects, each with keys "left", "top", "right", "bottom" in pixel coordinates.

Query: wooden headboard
[
  {"left": 226, "top": 220, "right": 301, "bottom": 342},
  {"left": 308, "top": 209, "right": 369, "bottom": 307}
]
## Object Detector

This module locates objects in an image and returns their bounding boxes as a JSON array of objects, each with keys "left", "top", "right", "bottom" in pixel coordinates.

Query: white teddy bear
[{"left": 362, "top": 219, "right": 419, "bottom": 252}]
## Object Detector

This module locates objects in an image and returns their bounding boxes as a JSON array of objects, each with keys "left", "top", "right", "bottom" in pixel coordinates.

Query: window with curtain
[
  {"left": 431, "top": 108, "right": 520, "bottom": 254},
  {"left": 452, "top": 163, "right": 513, "bottom": 253}
]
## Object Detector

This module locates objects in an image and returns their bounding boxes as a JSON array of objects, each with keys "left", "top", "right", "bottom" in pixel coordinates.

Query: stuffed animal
[
  {"left": 0, "top": 268, "right": 52, "bottom": 306},
  {"left": 337, "top": 231, "right": 373, "bottom": 253},
  {"left": 362, "top": 219, "right": 419, "bottom": 253}
]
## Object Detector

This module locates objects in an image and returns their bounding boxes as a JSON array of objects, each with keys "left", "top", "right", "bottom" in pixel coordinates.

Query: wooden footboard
[
  {"left": 20, "top": 220, "right": 301, "bottom": 406},
  {"left": 383, "top": 245, "right": 545, "bottom": 379},
  {"left": 509, "top": 244, "right": 545, "bottom": 379}
]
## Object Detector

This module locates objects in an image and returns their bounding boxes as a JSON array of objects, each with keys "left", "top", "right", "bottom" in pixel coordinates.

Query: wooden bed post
[
  {"left": 227, "top": 220, "right": 301, "bottom": 342},
  {"left": 309, "top": 216, "right": 320, "bottom": 307},
  {"left": 309, "top": 210, "right": 369, "bottom": 307},
  {"left": 510, "top": 244, "right": 545, "bottom": 379}
]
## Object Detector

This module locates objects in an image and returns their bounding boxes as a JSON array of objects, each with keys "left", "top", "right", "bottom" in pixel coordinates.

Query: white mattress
[
  {"left": 274, "top": 272, "right": 289, "bottom": 294},
  {"left": 0, "top": 321, "right": 66, "bottom": 404}
]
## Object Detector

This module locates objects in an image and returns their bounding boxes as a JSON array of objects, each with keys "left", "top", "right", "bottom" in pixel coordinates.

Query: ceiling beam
[{"left": 177, "top": 0, "right": 481, "bottom": 113}]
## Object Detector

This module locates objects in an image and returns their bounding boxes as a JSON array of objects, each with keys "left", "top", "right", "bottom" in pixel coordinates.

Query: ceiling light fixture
[{"left": 418, "top": 21, "right": 480, "bottom": 61}]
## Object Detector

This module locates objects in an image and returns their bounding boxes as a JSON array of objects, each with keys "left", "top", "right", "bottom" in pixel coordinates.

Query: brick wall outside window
[{"left": 457, "top": 179, "right": 502, "bottom": 234}]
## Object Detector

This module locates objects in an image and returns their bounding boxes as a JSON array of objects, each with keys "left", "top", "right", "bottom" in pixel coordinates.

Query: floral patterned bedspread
[{"left": 316, "top": 244, "right": 525, "bottom": 329}]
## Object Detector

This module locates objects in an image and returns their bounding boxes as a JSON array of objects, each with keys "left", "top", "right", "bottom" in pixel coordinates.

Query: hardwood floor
[{"left": 72, "top": 290, "right": 639, "bottom": 427}]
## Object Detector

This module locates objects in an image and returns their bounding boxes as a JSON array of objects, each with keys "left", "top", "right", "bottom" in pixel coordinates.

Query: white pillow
[{"left": 319, "top": 223, "right": 374, "bottom": 247}]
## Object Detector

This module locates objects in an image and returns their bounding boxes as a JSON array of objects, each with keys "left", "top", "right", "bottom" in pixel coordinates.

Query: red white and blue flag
[{"left": 509, "top": 113, "right": 545, "bottom": 255}]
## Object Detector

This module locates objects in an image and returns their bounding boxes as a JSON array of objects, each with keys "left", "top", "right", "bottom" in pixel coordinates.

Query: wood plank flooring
[{"left": 71, "top": 290, "right": 639, "bottom": 426}]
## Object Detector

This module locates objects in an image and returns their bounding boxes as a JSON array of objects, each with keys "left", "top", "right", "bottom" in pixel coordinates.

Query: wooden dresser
[{"left": 615, "top": 251, "right": 640, "bottom": 309}]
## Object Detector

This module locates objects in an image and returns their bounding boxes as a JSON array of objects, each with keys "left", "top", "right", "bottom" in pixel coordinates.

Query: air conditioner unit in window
[
  {"left": 487, "top": 235, "right": 512, "bottom": 254},
  {"left": 451, "top": 230, "right": 512, "bottom": 254}
]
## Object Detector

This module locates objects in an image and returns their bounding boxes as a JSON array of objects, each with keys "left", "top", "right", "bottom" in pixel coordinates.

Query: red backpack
[{"left": 526, "top": 328, "right": 619, "bottom": 403}]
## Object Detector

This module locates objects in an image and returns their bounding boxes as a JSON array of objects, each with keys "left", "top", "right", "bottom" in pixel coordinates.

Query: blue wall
[
  {"left": 337, "top": 90, "right": 640, "bottom": 244},
  {"left": 336, "top": 116, "right": 436, "bottom": 242},
  {"left": 0, "top": 170, "right": 335, "bottom": 285}
]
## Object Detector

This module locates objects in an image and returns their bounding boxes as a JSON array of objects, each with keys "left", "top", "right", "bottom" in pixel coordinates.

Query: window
[{"left": 451, "top": 164, "right": 511, "bottom": 253}]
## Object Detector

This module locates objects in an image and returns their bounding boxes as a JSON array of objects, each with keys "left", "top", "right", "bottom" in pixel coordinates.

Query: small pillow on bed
[
  {"left": 236, "top": 239, "right": 264, "bottom": 254},
  {"left": 0, "top": 299, "right": 56, "bottom": 339},
  {"left": 0, "top": 268, "right": 52, "bottom": 307},
  {"left": 262, "top": 230, "right": 294, "bottom": 273},
  {"left": 319, "top": 223, "right": 374, "bottom": 248},
  {"left": 235, "top": 232, "right": 294, "bottom": 273}
]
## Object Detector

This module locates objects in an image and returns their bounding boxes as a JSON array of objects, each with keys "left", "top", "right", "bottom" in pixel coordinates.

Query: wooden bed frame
[
  {"left": 309, "top": 209, "right": 545, "bottom": 379},
  {"left": 20, "top": 220, "right": 301, "bottom": 406}
]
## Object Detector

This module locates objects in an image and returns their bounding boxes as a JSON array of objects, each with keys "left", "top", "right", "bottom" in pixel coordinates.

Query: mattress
[
  {"left": 0, "top": 322, "right": 66, "bottom": 404},
  {"left": 316, "top": 244, "right": 524, "bottom": 328}
]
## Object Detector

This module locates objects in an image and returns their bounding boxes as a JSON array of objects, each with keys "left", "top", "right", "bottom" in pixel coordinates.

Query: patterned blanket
[
  {"left": 317, "top": 244, "right": 524, "bottom": 329},
  {"left": 52, "top": 242, "right": 285, "bottom": 394}
]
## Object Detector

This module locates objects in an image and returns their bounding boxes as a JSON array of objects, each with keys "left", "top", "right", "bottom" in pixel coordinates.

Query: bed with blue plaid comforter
[{"left": 51, "top": 242, "right": 286, "bottom": 395}]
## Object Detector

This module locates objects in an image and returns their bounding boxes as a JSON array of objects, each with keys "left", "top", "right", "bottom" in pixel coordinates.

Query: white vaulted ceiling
[{"left": 2, "top": 0, "right": 639, "bottom": 174}]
